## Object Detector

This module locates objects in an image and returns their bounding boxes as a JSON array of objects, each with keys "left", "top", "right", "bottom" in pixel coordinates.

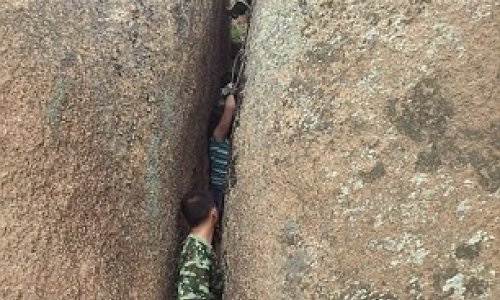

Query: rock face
[
  {"left": 225, "top": 1, "right": 499, "bottom": 299},
  {"left": 0, "top": 1, "right": 226, "bottom": 299}
]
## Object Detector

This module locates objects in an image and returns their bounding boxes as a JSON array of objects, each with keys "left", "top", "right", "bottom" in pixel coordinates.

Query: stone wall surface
[
  {"left": 0, "top": 1, "right": 226, "bottom": 299},
  {"left": 224, "top": 1, "right": 499, "bottom": 299}
]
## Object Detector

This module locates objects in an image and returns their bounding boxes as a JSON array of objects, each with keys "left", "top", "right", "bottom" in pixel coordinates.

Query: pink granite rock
[
  {"left": 0, "top": 1, "right": 227, "bottom": 299},
  {"left": 224, "top": 1, "right": 499, "bottom": 299}
]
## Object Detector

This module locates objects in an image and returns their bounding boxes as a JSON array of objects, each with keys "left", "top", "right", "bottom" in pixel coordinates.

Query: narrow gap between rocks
[
  {"left": 172, "top": 1, "right": 254, "bottom": 299},
  {"left": 206, "top": 0, "right": 254, "bottom": 297},
  {"left": 210, "top": 0, "right": 253, "bottom": 247}
]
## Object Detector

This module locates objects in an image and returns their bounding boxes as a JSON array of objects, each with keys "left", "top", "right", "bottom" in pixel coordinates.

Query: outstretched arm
[{"left": 213, "top": 94, "right": 237, "bottom": 141}]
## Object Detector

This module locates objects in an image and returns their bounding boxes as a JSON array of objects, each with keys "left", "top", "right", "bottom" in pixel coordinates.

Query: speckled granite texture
[
  {"left": 0, "top": 1, "right": 226, "bottom": 299},
  {"left": 224, "top": 1, "right": 499, "bottom": 299}
]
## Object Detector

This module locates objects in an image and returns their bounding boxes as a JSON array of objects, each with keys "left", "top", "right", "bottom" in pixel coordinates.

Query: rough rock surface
[
  {"left": 225, "top": 1, "right": 499, "bottom": 299},
  {"left": 0, "top": 1, "right": 226, "bottom": 299}
]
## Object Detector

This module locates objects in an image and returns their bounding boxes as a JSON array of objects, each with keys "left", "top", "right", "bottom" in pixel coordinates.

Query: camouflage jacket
[{"left": 176, "top": 234, "right": 223, "bottom": 300}]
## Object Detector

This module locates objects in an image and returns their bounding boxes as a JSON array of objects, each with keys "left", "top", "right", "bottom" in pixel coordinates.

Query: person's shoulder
[
  {"left": 181, "top": 236, "right": 215, "bottom": 268},
  {"left": 183, "top": 235, "right": 212, "bottom": 253},
  {"left": 181, "top": 235, "right": 198, "bottom": 253}
]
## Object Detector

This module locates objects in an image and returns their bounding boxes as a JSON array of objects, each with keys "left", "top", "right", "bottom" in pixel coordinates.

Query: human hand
[{"left": 221, "top": 83, "right": 235, "bottom": 96}]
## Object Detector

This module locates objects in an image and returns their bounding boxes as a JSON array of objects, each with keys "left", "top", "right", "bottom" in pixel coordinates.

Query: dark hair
[
  {"left": 181, "top": 191, "right": 214, "bottom": 227},
  {"left": 230, "top": 1, "right": 251, "bottom": 18}
]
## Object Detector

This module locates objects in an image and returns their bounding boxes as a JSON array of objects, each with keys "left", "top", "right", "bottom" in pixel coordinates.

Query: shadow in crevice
[{"left": 165, "top": 1, "right": 232, "bottom": 299}]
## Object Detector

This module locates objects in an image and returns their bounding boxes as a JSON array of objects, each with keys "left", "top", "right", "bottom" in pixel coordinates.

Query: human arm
[{"left": 213, "top": 94, "right": 236, "bottom": 141}]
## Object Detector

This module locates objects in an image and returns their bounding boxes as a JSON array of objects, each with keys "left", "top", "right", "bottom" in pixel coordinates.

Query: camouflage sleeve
[{"left": 177, "top": 251, "right": 213, "bottom": 300}]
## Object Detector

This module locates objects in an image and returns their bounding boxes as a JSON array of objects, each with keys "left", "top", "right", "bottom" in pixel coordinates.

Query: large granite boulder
[
  {"left": 225, "top": 1, "right": 499, "bottom": 299},
  {"left": 0, "top": 1, "right": 226, "bottom": 299}
]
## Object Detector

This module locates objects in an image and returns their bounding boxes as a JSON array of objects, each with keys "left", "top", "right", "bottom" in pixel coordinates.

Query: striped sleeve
[{"left": 209, "top": 137, "right": 231, "bottom": 187}]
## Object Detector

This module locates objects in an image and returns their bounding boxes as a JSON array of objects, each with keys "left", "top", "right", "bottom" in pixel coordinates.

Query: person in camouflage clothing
[{"left": 177, "top": 192, "right": 223, "bottom": 300}]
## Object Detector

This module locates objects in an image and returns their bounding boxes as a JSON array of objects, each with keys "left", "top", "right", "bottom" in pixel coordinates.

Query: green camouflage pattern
[{"left": 176, "top": 234, "right": 223, "bottom": 300}]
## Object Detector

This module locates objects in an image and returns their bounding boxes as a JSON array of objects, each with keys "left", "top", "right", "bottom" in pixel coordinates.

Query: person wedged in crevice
[
  {"left": 176, "top": 192, "right": 223, "bottom": 300},
  {"left": 175, "top": 3, "right": 252, "bottom": 299},
  {"left": 207, "top": 1, "right": 250, "bottom": 237},
  {"left": 208, "top": 73, "right": 237, "bottom": 221},
  {"left": 229, "top": 0, "right": 251, "bottom": 60}
]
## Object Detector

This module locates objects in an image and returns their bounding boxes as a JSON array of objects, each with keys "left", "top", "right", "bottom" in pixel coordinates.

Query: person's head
[
  {"left": 181, "top": 191, "right": 218, "bottom": 229},
  {"left": 231, "top": 1, "right": 251, "bottom": 19}
]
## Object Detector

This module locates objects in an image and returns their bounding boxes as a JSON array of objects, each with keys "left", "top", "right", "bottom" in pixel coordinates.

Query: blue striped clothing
[{"left": 209, "top": 137, "right": 230, "bottom": 187}]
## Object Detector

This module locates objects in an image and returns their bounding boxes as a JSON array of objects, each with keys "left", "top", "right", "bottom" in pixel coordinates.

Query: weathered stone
[
  {"left": 0, "top": 1, "right": 226, "bottom": 299},
  {"left": 224, "top": 1, "right": 499, "bottom": 299}
]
